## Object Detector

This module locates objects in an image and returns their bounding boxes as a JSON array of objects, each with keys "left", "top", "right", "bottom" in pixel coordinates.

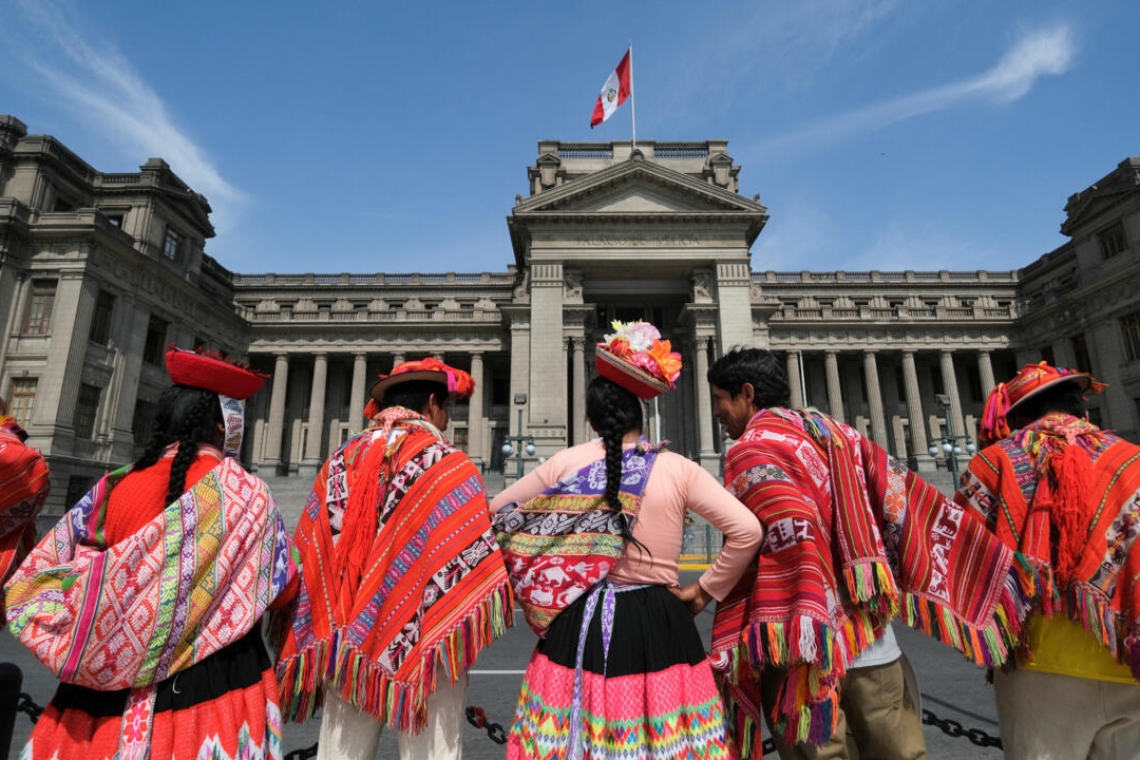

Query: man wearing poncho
[
  {"left": 955, "top": 362, "right": 1140, "bottom": 759},
  {"left": 273, "top": 357, "right": 513, "bottom": 760},
  {"left": 706, "top": 348, "right": 1035, "bottom": 759}
]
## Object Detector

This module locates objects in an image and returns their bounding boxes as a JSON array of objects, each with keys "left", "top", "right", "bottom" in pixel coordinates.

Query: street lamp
[
  {"left": 501, "top": 393, "right": 536, "bottom": 479},
  {"left": 927, "top": 393, "right": 976, "bottom": 486}
]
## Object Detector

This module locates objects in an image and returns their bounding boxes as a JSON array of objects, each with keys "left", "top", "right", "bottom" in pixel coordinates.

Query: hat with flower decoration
[
  {"left": 369, "top": 357, "right": 476, "bottom": 405},
  {"left": 979, "top": 361, "right": 1106, "bottom": 446},
  {"left": 165, "top": 346, "right": 269, "bottom": 400},
  {"left": 594, "top": 320, "right": 683, "bottom": 400}
]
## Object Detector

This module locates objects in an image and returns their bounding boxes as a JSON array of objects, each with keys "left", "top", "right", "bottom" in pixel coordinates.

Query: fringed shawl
[
  {"left": 273, "top": 419, "right": 513, "bottom": 734},
  {"left": 710, "top": 408, "right": 1034, "bottom": 755},
  {"left": 4, "top": 457, "right": 294, "bottom": 755},
  {"left": 0, "top": 421, "right": 50, "bottom": 615},
  {"left": 957, "top": 413, "right": 1140, "bottom": 679}
]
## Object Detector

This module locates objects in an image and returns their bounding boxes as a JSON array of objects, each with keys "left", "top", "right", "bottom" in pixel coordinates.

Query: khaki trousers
[
  {"left": 317, "top": 675, "right": 468, "bottom": 760},
  {"left": 994, "top": 668, "right": 1140, "bottom": 760},
  {"left": 760, "top": 656, "right": 927, "bottom": 760}
]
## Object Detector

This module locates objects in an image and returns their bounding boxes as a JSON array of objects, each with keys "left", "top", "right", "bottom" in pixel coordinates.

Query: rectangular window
[
  {"left": 73, "top": 383, "right": 101, "bottom": 439},
  {"left": 193, "top": 336, "right": 208, "bottom": 351},
  {"left": 22, "top": 279, "right": 57, "bottom": 334},
  {"left": 143, "top": 316, "right": 169, "bottom": 365},
  {"left": 66, "top": 475, "right": 95, "bottom": 507},
  {"left": 163, "top": 228, "right": 181, "bottom": 260},
  {"left": 106, "top": 214, "right": 124, "bottom": 228},
  {"left": 8, "top": 378, "right": 37, "bottom": 427},
  {"left": 1100, "top": 222, "right": 1128, "bottom": 260},
  {"left": 1040, "top": 345, "right": 1056, "bottom": 366},
  {"left": 1071, "top": 334, "right": 1093, "bottom": 374},
  {"left": 89, "top": 290, "right": 115, "bottom": 346},
  {"left": 1122, "top": 310, "right": 1140, "bottom": 361}
]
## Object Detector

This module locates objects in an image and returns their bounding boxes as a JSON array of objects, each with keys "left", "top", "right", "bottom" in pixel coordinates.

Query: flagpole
[{"left": 628, "top": 42, "right": 636, "bottom": 152}]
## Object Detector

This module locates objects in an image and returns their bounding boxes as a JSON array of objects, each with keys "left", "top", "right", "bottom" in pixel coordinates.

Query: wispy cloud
[
  {"left": 665, "top": 0, "right": 901, "bottom": 115},
  {"left": 9, "top": 0, "right": 245, "bottom": 222},
  {"left": 753, "top": 23, "right": 1077, "bottom": 155}
]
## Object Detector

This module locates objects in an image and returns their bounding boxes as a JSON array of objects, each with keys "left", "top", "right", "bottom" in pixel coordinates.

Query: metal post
[
  {"left": 516, "top": 407, "right": 525, "bottom": 480},
  {"left": 944, "top": 407, "right": 959, "bottom": 485},
  {"left": 0, "top": 662, "right": 22, "bottom": 758}
]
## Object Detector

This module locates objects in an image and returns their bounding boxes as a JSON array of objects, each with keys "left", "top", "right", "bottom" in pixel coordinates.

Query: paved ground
[{"left": 3, "top": 468, "right": 1002, "bottom": 759}]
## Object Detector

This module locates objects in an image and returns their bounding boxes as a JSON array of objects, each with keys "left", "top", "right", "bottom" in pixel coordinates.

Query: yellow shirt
[{"left": 1022, "top": 613, "right": 1135, "bottom": 684}]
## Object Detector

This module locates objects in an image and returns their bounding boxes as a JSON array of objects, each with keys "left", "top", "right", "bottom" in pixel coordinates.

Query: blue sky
[{"left": 2, "top": 0, "right": 1137, "bottom": 275}]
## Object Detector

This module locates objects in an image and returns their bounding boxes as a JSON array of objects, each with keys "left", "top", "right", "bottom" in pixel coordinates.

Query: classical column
[
  {"left": 264, "top": 354, "right": 290, "bottom": 468},
  {"left": 571, "top": 338, "right": 587, "bottom": 444},
  {"left": 695, "top": 337, "right": 717, "bottom": 472},
  {"left": 392, "top": 353, "right": 405, "bottom": 370},
  {"left": 939, "top": 349, "right": 966, "bottom": 440},
  {"left": 824, "top": 350, "right": 844, "bottom": 422},
  {"left": 350, "top": 352, "right": 368, "bottom": 430},
  {"left": 901, "top": 351, "right": 929, "bottom": 460},
  {"left": 468, "top": 351, "right": 485, "bottom": 462},
  {"left": 978, "top": 350, "right": 996, "bottom": 397},
  {"left": 786, "top": 350, "right": 804, "bottom": 408},
  {"left": 863, "top": 350, "right": 888, "bottom": 449},
  {"left": 301, "top": 353, "right": 328, "bottom": 474}
]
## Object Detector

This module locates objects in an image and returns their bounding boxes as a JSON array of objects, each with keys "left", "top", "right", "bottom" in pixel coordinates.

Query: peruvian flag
[{"left": 590, "top": 48, "right": 632, "bottom": 128}]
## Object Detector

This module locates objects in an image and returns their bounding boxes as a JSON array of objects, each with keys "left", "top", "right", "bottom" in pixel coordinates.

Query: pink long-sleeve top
[{"left": 490, "top": 440, "right": 763, "bottom": 600}]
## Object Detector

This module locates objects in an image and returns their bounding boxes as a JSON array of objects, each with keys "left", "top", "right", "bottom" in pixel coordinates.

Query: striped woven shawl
[
  {"left": 710, "top": 408, "right": 1034, "bottom": 754},
  {"left": 0, "top": 421, "right": 50, "bottom": 614},
  {"left": 958, "top": 413, "right": 1140, "bottom": 679},
  {"left": 273, "top": 420, "right": 513, "bottom": 733}
]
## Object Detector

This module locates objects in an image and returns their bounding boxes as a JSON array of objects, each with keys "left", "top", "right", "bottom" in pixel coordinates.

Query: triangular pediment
[
  {"left": 1061, "top": 188, "right": 1136, "bottom": 236},
  {"left": 513, "top": 158, "right": 766, "bottom": 215}
]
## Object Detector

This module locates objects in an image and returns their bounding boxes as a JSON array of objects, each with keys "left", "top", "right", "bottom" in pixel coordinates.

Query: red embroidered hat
[
  {"left": 594, "top": 320, "right": 682, "bottom": 400},
  {"left": 979, "top": 361, "right": 1106, "bottom": 446},
  {"left": 165, "top": 346, "right": 270, "bottom": 400},
  {"left": 369, "top": 357, "right": 476, "bottom": 405}
]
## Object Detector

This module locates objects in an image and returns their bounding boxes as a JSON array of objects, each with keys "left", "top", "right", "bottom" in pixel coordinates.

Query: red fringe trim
[{"left": 276, "top": 584, "right": 513, "bottom": 732}]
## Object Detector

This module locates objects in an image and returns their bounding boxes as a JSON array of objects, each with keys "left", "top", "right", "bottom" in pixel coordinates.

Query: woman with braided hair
[
  {"left": 492, "top": 321, "right": 763, "bottom": 759},
  {"left": 6, "top": 347, "right": 296, "bottom": 759}
]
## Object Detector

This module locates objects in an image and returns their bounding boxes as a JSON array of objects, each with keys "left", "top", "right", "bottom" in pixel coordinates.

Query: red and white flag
[{"left": 590, "top": 48, "right": 632, "bottom": 128}]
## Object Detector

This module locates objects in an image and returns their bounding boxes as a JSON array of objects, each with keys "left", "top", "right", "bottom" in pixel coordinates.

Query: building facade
[{"left": 3, "top": 115, "right": 1139, "bottom": 514}]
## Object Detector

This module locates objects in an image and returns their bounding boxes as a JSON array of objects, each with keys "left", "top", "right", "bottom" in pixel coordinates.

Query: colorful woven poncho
[
  {"left": 273, "top": 413, "right": 513, "bottom": 733},
  {"left": 710, "top": 408, "right": 1035, "bottom": 754},
  {"left": 957, "top": 413, "right": 1140, "bottom": 679},
  {"left": 4, "top": 457, "right": 295, "bottom": 757},
  {"left": 0, "top": 418, "right": 50, "bottom": 617}
]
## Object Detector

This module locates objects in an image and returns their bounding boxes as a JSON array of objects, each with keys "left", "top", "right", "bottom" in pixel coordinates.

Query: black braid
[
  {"left": 130, "top": 385, "right": 222, "bottom": 502},
  {"left": 164, "top": 391, "right": 220, "bottom": 506},
  {"left": 587, "top": 376, "right": 651, "bottom": 558}
]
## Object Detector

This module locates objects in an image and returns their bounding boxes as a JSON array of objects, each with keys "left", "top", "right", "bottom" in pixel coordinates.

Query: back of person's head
[
  {"left": 1009, "top": 382, "right": 1088, "bottom": 429},
  {"left": 380, "top": 379, "right": 449, "bottom": 415},
  {"left": 707, "top": 348, "right": 791, "bottom": 409},
  {"left": 135, "top": 385, "right": 224, "bottom": 506}
]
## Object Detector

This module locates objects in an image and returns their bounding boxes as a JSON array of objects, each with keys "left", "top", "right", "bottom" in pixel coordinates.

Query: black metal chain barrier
[
  {"left": 283, "top": 742, "right": 318, "bottom": 760},
  {"left": 922, "top": 708, "right": 1003, "bottom": 749},
  {"left": 16, "top": 693, "right": 42, "bottom": 724},
  {"left": 9, "top": 688, "right": 1000, "bottom": 755},
  {"left": 466, "top": 705, "right": 508, "bottom": 744}
]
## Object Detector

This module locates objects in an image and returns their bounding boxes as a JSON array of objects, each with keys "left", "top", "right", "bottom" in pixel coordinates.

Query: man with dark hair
[
  {"left": 275, "top": 358, "right": 513, "bottom": 760},
  {"left": 705, "top": 348, "right": 926, "bottom": 759},
  {"left": 705, "top": 348, "right": 1030, "bottom": 759},
  {"left": 956, "top": 362, "right": 1140, "bottom": 759}
]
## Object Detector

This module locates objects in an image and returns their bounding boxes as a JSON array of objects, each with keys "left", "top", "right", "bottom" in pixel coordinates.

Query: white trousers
[{"left": 316, "top": 675, "right": 468, "bottom": 760}]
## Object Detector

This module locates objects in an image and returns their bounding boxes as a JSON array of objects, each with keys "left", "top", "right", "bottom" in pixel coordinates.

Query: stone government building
[{"left": 2, "top": 114, "right": 1139, "bottom": 515}]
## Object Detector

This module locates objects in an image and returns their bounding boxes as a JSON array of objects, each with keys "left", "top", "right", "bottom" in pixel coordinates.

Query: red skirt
[
  {"left": 20, "top": 629, "right": 282, "bottom": 760},
  {"left": 507, "top": 584, "right": 738, "bottom": 760}
]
